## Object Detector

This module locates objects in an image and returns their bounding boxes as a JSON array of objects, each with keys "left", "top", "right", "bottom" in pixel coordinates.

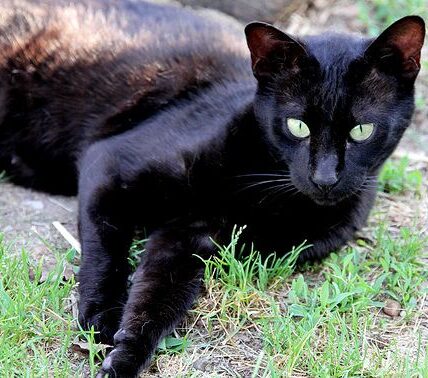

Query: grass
[
  {"left": 0, "top": 238, "right": 101, "bottom": 377},
  {"left": 2, "top": 224, "right": 426, "bottom": 376},
  {"left": 358, "top": 0, "right": 428, "bottom": 36},
  {"left": 0, "top": 237, "right": 191, "bottom": 377},
  {"left": 191, "top": 223, "right": 428, "bottom": 377},
  {"left": 378, "top": 156, "right": 423, "bottom": 195}
]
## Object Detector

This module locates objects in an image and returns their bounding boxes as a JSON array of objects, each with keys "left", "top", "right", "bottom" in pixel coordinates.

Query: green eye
[
  {"left": 350, "top": 123, "right": 374, "bottom": 142},
  {"left": 287, "top": 118, "right": 310, "bottom": 139}
]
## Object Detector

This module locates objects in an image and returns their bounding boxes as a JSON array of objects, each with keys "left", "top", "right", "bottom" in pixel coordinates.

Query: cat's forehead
[
  {"left": 299, "top": 34, "right": 372, "bottom": 120},
  {"left": 303, "top": 33, "right": 369, "bottom": 68},
  {"left": 276, "top": 33, "right": 391, "bottom": 123}
]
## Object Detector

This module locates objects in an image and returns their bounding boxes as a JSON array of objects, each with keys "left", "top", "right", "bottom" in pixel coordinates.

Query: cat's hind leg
[{"left": 96, "top": 222, "right": 216, "bottom": 378}]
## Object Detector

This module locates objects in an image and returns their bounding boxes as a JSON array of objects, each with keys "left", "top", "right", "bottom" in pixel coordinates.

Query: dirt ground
[{"left": 0, "top": 0, "right": 427, "bottom": 377}]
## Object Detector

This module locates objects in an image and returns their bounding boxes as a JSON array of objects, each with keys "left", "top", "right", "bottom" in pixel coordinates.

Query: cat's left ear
[
  {"left": 245, "top": 22, "right": 307, "bottom": 79},
  {"left": 365, "top": 16, "right": 425, "bottom": 80}
]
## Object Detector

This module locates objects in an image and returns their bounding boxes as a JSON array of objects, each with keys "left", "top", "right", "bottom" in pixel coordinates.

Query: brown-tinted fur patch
[
  {"left": 0, "top": 0, "right": 252, "bottom": 193},
  {"left": 0, "top": 1, "right": 248, "bottom": 87}
]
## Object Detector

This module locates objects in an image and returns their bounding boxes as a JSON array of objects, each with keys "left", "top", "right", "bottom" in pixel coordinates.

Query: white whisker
[{"left": 236, "top": 178, "right": 292, "bottom": 193}]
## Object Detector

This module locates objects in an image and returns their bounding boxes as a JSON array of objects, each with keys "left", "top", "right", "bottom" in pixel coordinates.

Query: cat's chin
[{"left": 309, "top": 194, "right": 348, "bottom": 207}]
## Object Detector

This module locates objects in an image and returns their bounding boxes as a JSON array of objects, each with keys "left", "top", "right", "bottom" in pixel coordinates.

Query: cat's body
[
  {"left": 0, "top": 1, "right": 424, "bottom": 376},
  {"left": 0, "top": 0, "right": 250, "bottom": 193}
]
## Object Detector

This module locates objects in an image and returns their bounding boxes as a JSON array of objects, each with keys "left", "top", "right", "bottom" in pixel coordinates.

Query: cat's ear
[
  {"left": 245, "top": 22, "right": 307, "bottom": 79},
  {"left": 364, "top": 16, "right": 425, "bottom": 80}
]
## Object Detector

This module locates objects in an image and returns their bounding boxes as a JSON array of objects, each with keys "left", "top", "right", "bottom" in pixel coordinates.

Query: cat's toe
[{"left": 96, "top": 343, "right": 143, "bottom": 378}]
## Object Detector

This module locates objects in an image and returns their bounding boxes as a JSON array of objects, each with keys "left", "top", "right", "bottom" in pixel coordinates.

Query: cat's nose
[
  {"left": 311, "top": 172, "right": 339, "bottom": 192},
  {"left": 311, "top": 153, "right": 339, "bottom": 192}
]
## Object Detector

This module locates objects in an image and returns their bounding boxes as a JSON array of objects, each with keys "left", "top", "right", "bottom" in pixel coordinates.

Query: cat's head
[{"left": 245, "top": 16, "right": 425, "bottom": 206}]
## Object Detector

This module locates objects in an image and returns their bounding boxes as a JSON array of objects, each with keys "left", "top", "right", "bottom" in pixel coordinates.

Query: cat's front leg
[
  {"left": 297, "top": 217, "right": 363, "bottom": 263},
  {"left": 96, "top": 222, "right": 217, "bottom": 378},
  {"left": 78, "top": 144, "right": 135, "bottom": 344}
]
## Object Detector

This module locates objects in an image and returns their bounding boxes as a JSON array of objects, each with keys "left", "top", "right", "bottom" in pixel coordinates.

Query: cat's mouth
[
  {"left": 309, "top": 185, "right": 366, "bottom": 206},
  {"left": 309, "top": 189, "right": 350, "bottom": 207},
  {"left": 311, "top": 196, "right": 342, "bottom": 207},
  {"left": 309, "top": 175, "right": 377, "bottom": 206}
]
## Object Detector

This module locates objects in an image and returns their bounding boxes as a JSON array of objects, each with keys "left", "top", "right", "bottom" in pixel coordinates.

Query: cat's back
[
  {"left": 0, "top": 0, "right": 251, "bottom": 87},
  {"left": 0, "top": 0, "right": 251, "bottom": 135}
]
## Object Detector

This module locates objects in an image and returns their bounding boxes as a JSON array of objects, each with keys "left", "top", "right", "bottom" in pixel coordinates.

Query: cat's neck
[{"left": 224, "top": 100, "right": 280, "bottom": 175}]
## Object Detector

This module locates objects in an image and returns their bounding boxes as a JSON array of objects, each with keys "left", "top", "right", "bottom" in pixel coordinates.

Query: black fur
[{"left": 0, "top": 1, "right": 424, "bottom": 376}]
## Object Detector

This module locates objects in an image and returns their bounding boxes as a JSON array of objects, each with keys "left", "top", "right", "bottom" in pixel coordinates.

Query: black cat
[{"left": 0, "top": 1, "right": 424, "bottom": 376}]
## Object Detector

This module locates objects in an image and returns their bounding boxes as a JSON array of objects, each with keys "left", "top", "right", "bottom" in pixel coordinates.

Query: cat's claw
[
  {"left": 96, "top": 328, "right": 144, "bottom": 378},
  {"left": 96, "top": 346, "right": 141, "bottom": 378}
]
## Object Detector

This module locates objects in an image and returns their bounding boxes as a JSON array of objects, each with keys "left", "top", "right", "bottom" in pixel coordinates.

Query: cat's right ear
[{"left": 245, "top": 22, "right": 307, "bottom": 79}]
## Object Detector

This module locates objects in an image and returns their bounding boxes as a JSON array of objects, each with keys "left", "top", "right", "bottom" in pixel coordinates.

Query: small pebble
[
  {"left": 383, "top": 299, "right": 401, "bottom": 317},
  {"left": 28, "top": 268, "right": 35, "bottom": 281},
  {"left": 22, "top": 200, "right": 44, "bottom": 210},
  {"left": 193, "top": 357, "right": 209, "bottom": 372}
]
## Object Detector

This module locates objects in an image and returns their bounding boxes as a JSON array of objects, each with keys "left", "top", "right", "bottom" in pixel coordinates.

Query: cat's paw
[
  {"left": 96, "top": 329, "right": 147, "bottom": 378},
  {"left": 78, "top": 310, "right": 119, "bottom": 345}
]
